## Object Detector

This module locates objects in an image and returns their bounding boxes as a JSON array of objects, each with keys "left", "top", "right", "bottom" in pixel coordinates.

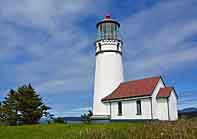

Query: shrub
[
  {"left": 81, "top": 110, "right": 93, "bottom": 124},
  {"left": 53, "top": 117, "right": 65, "bottom": 123}
]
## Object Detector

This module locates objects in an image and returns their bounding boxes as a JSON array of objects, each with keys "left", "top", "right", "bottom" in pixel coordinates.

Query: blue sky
[{"left": 0, "top": 0, "right": 197, "bottom": 117}]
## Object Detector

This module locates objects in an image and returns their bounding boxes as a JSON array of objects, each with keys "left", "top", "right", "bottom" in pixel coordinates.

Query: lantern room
[{"left": 96, "top": 15, "right": 121, "bottom": 41}]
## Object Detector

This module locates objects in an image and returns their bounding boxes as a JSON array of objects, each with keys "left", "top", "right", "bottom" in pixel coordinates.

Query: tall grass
[{"left": 0, "top": 119, "right": 196, "bottom": 139}]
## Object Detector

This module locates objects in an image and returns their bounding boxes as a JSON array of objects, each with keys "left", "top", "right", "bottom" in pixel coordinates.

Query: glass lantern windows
[{"left": 97, "top": 22, "right": 120, "bottom": 41}]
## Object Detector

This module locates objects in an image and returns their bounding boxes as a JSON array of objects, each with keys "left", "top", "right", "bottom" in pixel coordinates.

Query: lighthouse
[
  {"left": 93, "top": 15, "right": 124, "bottom": 117},
  {"left": 91, "top": 16, "right": 178, "bottom": 121}
]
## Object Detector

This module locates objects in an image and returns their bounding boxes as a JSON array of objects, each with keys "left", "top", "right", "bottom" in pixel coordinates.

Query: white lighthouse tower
[{"left": 93, "top": 15, "right": 124, "bottom": 117}]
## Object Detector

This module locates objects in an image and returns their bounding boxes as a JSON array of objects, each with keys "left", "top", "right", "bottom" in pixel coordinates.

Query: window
[
  {"left": 118, "top": 101, "right": 122, "bottom": 116},
  {"left": 136, "top": 100, "right": 142, "bottom": 115}
]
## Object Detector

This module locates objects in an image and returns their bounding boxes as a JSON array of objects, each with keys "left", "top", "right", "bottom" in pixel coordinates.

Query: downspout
[
  {"left": 167, "top": 98, "right": 170, "bottom": 121},
  {"left": 109, "top": 101, "right": 112, "bottom": 119},
  {"left": 150, "top": 97, "right": 153, "bottom": 120}
]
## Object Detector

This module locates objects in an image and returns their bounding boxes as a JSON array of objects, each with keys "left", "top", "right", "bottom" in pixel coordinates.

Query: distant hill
[
  {"left": 64, "top": 117, "right": 82, "bottom": 121},
  {"left": 180, "top": 107, "right": 197, "bottom": 113},
  {"left": 64, "top": 117, "right": 82, "bottom": 123},
  {"left": 179, "top": 107, "right": 197, "bottom": 118},
  {"left": 39, "top": 117, "right": 83, "bottom": 124}
]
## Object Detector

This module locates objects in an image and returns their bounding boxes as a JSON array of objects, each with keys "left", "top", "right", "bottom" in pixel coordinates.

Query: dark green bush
[{"left": 53, "top": 117, "right": 65, "bottom": 123}]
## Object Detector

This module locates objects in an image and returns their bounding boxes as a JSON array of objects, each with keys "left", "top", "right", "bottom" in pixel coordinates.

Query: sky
[{"left": 0, "top": 0, "right": 197, "bottom": 117}]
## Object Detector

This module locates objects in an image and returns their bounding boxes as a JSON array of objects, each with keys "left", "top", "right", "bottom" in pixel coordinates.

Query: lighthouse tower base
[
  {"left": 91, "top": 115, "right": 110, "bottom": 120},
  {"left": 93, "top": 40, "right": 124, "bottom": 116},
  {"left": 90, "top": 115, "right": 111, "bottom": 123}
]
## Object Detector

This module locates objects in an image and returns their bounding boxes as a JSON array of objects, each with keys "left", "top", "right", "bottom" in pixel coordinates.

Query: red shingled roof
[
  {"left": 157, "top": 87, "right": 173, "bottom": 98},
  {"left": 102, "top": 76, "right": 161, "bottom": 101}
]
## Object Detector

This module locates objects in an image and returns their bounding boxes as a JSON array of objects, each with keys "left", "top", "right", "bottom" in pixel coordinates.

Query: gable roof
[
  {"left": 157, "top": 87, "right": 173, "bottom": 98},
  {"left": 102, "top": 76, "right": 161, "bottom": 102}
]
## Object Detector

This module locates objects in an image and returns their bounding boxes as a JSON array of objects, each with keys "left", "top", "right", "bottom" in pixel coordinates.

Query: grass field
[{"left": 0, "top": 119, "right": 196, "bottom": 139}]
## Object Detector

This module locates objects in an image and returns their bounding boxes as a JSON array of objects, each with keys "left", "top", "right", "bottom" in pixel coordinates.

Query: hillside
[
  {"left": 0, "top": 119, "right": 196, "bottom": 139},
  {"left": 179, "top": 107, "right": 197, "bottom": 118}
]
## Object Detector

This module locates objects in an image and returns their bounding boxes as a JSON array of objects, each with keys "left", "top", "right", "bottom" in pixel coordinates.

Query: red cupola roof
[
  {"left": 105, "top": 14, "right": 111, "bottom": 19},
  {"left": 96, "top": 15, "right": 120, "bottom": 28}
]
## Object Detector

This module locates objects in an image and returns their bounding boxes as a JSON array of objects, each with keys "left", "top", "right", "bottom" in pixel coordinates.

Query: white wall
[
  {"left": 157, "top": 98, "right": 169, "bottom": 120},
  {"left": 151, "top": 79, "right": 165, "bottom": 119},
  {"left": 110, "top": 98, "right": 152, "bottom": 120},
  {"left": 93, "top": 40, "right": 124, "bottom": 116},
  {"left": 168, "top": 90, "right": 178, "bottom": 121},
  {"left": 156, "top": 91, "right": 178, "bottom": 121}
]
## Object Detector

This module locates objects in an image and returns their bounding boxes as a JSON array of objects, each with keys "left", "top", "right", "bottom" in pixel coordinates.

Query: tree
[
  {"left": 0, "top": 84, "right": 51, "bottom": 125},
  {"left": 81, "top": 110, "right": 93, "bottom": 124},
  {"left": 0, "top": 89, "right": 18, "bottom": 125},
  {"left": 16, "top": 84, "right": 50, "bottom": 124},
  {"left": 53, "top": 117, "right": 65, "bottom": 123},
  {"left": 0, "top": 102, "right": 4, "bottom": 124}
]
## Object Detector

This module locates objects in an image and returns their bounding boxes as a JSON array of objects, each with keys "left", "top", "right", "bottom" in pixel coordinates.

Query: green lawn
[{"left": 0, "top": 119, "right": 196, "bottom": 139}]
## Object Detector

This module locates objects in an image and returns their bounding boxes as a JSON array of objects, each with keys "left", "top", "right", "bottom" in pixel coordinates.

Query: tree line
[{"left": 0, "top": 84, "right": 52, "bottom": 125}]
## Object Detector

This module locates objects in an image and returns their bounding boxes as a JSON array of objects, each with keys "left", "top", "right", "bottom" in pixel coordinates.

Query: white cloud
[
  {"left": 0, "top": 0, "right": 92, "bottom": 30},
  {"left": 50, "top": 105, "right": 92, "bottom": 117},
  {"left": 0, "top": 0, "right": 100, "bottom": 94},
  {"left": 0, "top": 0, "right": 197, "bottom": 115},
  {"left": 121, "top": 0, "right": 197, "bottom": 79}
]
